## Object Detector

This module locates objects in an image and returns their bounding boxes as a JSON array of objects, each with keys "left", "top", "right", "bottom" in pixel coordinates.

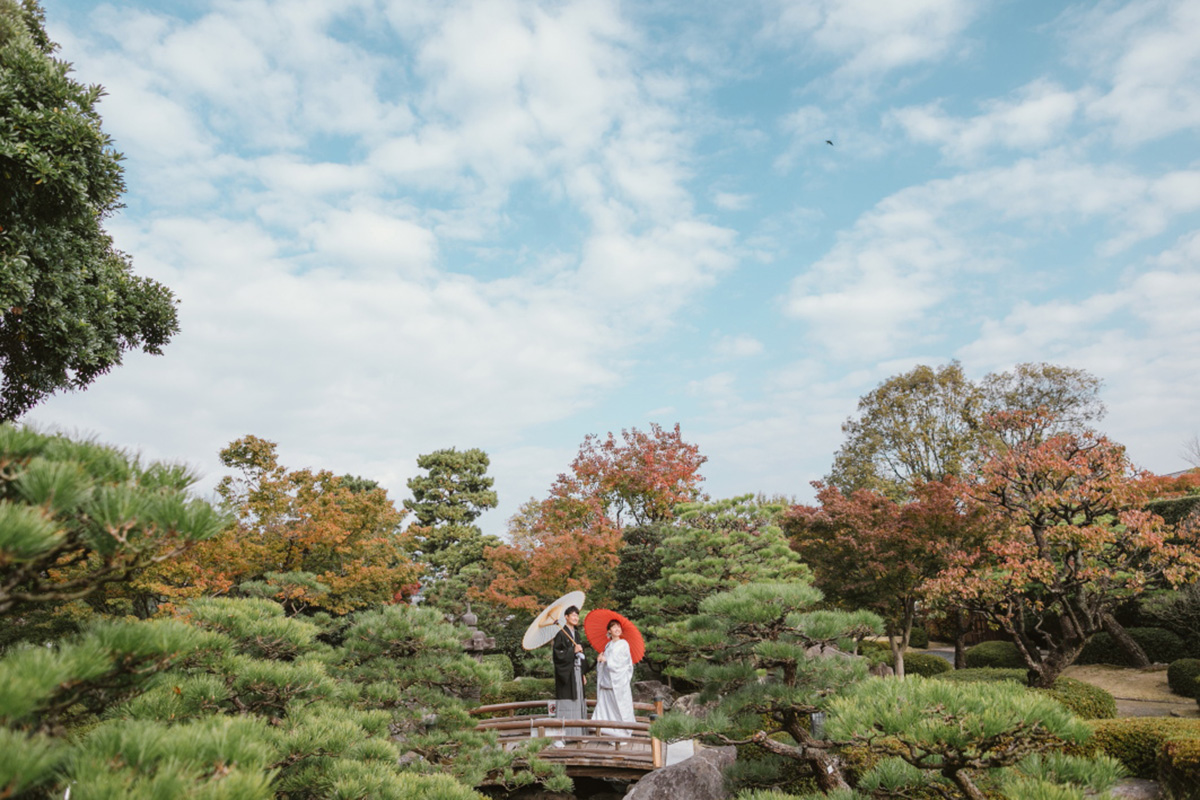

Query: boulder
[
  {"left": 625, "top": 745, "right": 736, "bottom": 800},
  {"left": 670, "top": 693, "right": 717, "bottom": 719},
  {"left": 869, "top": 662, "right": 895, "bottom": 678},
  {"left": 632, "top": 680, "right": 675, "bottom": 708},
  {"left": 1100, "top": 778, "right": 1163, "bottom": 799}
]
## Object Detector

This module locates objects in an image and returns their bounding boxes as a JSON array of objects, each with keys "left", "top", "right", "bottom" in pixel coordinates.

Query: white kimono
[{"left": 591, "top": 638, "right": 635, "bottom": 737}]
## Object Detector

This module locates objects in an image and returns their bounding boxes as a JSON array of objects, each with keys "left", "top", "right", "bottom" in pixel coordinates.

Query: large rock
[
  {"left": 1100, "top": 778, "right": 1163, "bottom": 799},
  {"left": 625, "top": 745, "right": 736, "bottom": 800},
  {"left": 632, "top": 680, "right": 675, "bottom": 708},
  {"left": 670, "top": 693, "right": 717, "bottom": 719}
]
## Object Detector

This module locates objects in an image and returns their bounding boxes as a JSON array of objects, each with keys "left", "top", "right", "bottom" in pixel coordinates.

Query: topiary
[
  {"left": 902, "top": 653, "right": 951, "bottom": 677},
  {"left": 908, "top": 627, "right": 929, "bottom": 649},
  {"left": 1077, "top": 627, "right": 1188, "bottom": 666},
  {"left": 965, "top": 640, "right": 1026, "bottom": 669},
  {"left": 1036, "top": 677, "right": 1116, "bottom": 720},
  {"left": 480, "top": 677, "right": 555, "bottom": 707},
  {"left": 1167, "top": 658, "right": 1200, "bottom": 698},
  {"left": 1085, "top": 718, "right": 1200, "bottom": 779},
  {"left": 1158, "top": 734, "right": 1200, "bottom": 800},
  {"left": 935, "top": 668, "right": 1028, "bottom": 684}
]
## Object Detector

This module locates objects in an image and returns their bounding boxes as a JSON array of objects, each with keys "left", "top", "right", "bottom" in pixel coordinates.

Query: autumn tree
[
  {"left": 925, "top": 416, "right": 1200, "bottom": 687},
  {"left": 0, "top": 0, "right": 179, "bottom": 420},
  {"left": 828, "top": 362, "right": 1104, "bottom": 498},
  {"left": 481, "top": 423, "right": 706, "bottom": 613},
  {"left": 151, "top": 435, "right": 418, "bottom": 615},
  {"left": 784, "top": 480, "right": 992, "bottom": 676}
]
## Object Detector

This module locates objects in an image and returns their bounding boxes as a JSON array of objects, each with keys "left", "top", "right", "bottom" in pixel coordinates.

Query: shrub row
[
  {"left": 964, "top": 640, "right": 1026, "bottom": 669},
  {"left": 1077, "top": 627, "right": 1188, "bottom": 666},
  {"left": 857, "top": 642, "right": 950, "bottom": 677},
  {"left": 1167, "top": 658, "right": 1200, "bottom": 698},
  {"left": 1084, "top": 718, "right": 1200, "bottom": 787}
]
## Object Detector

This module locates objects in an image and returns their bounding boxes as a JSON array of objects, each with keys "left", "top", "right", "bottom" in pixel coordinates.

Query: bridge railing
[{"left": 471, "top": 699, "right": 665, "bottom": 770}]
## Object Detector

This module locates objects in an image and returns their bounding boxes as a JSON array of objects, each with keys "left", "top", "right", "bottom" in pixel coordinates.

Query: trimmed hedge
[
  {"left": 1158, "top": 734, "right": 1200, "bottom": 800},
  {"left": 902, "top": 653, "right": 951, "bottom": 677},
  {"left": 1085, "top": 718, "right": 1200, "bottom": 780},
  {"left": 908, "top": 627, "right": 929, "bottom": 649},
  {"left": 964, "top": 640, "right": 1026, "bottom": 669},
  {"left": 1038, "top": 676, "right": 1116, "bottom": 720},
  {"left": 935, "top": 668, "right": 1027, "bottom": 684},
  {"left": 1077, "top": 627, "right": 1188, "bottom": 666},
  {"left": 1167, "top": 658, "right": 1200, "bottom": 698},
  {"left": 480, "top": 677, "right": 555, "bottom": 707}
]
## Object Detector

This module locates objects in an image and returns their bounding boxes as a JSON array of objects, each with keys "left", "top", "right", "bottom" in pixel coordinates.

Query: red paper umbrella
[{"left": 584, "top": 609, "right": 645, "bottom": 664}]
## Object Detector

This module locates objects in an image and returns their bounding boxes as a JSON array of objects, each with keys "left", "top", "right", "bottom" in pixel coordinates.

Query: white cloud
[
  {"left": 1060, "top": 0, "right": 1200, "bottom": 144},
  {"left": 891, "top": 79, "right": 1083, "bottom": 163},
  {"left": 783, "top": 154, "right": 1200, "bottom": 358},
  {"left": 713, "top": 192, "right": 752, "bottom": 211},
  {"left": 714, "top": 334, "right": 764, "bottom": 358},
  {"left": 766, "top": 0, "right": 979, "bottom": 78}
]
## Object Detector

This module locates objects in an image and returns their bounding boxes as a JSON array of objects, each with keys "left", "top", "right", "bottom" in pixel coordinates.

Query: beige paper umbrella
[{"left": 521, "top": 590, "right": 586, "bottom": 650}]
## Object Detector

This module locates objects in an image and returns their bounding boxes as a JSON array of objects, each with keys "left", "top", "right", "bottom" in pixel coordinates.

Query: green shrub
[
  {"left": 1167, "top": 659, "right": 1200, "bottom": 698},
  {"left": 1037, "top": 677, "right": 1116, "bottom": 720},
  {"left": 1077, "top": 627, "right": 1188, "bottom": 666},
  {"left": 935, "top": 668, "right": 1028, "bottom": 684},
  {"left": 857, "top": 640, "right": 891, "bottom": 665},
  {"left": 479, "top": 654, "right": 514, "bottom": 683},
  {"left": 1158, "top": 735, "right": 1200, "bottom": 800},
  {"left": 903, "top": 653, "right": 951, "bottom": 677},
  {"left": 965, "top": 640, "right": 1025, "bottom": 668},
  {"left": 1085, "top": 718, "right": 1200, "bottom": 779},
  {"left": 908, "top": 627, "right": 929, "bottom": 649},
  {"left": 480, "top": 677, "right": 554, "bottom": 706}
]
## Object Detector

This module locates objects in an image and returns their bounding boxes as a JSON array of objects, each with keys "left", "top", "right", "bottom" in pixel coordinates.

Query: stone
[
  {"left": 1098, "top": 778, "right": 1163, "bottom": 799},
  {"left": 869, "top": 662, "right": 894, "bottom": 678},
  {"left": 632, "top": 681, "right": 675, "bottom": 708},
  {"left": 670, "top": 693, "right": 718, "bottom": 718},
  {"left": 624, "top": 745, "right": 736, "bottom": 800}
]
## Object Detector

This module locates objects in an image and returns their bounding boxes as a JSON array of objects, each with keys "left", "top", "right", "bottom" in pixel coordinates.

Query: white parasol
[{"left": 521, "top": 590, "right": 586, "bottom": 650}]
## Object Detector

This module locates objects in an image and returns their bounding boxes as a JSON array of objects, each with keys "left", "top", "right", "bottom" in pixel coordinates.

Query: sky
[{"left": 25, "top": 0, "right": 1200, "bottom": 537}]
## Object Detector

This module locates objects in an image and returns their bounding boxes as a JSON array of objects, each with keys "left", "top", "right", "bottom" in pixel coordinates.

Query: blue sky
[{"left": 27, "top": 0, "right": 1200, "bottom": 536}]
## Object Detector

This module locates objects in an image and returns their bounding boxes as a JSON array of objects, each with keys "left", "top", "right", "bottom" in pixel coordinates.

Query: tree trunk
[
  {"left": 1101, "top": 613, "right": 1150, "bottom": 667},
  {"left": 948, "top": 768, "right": 988, "bottom": 800},
  {"left": 954, "top": 610, "right": 969, "bottom": 670},
  {"left": 750, "top": 732, "right": 852, "bottom": 792}
]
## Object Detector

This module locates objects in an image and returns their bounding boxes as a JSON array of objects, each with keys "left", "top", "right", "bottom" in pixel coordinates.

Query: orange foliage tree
[
  {"left": 147, "top": 435, "right": 417, "bottom": 615},
  {"left": 481, "top": 423, "right": 706, "bottom": 613},
  {"left": 924, "top": 415, "right": 1200, "bottom": 687}
]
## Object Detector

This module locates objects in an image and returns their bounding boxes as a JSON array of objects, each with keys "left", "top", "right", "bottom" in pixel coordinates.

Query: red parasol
[{"left": 584, "top": 609, "right": 645, "bottom": 664}]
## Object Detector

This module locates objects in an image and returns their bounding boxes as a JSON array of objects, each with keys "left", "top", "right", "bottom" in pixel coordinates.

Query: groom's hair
[{"left": 565, "top": 605, "right": 579, "bottom": 616}]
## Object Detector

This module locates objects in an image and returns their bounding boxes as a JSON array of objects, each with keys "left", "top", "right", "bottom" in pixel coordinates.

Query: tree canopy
[
  {"left": 0, "top": 0, "right": 179, "bottom": 420},
  {"left": 828, "top": 362, "right": 1104, "bottom": 498},
  {"left": 925, "top": 416, "right": 1200, "bottom": 687}
]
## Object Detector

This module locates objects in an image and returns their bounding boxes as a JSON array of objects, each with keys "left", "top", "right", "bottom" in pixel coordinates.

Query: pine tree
[{"left": 651, "top": 581, "right": 883, "bottom": 793}]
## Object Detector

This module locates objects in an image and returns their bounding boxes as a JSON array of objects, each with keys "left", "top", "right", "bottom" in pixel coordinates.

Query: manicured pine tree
[{"left": 651, "top": 581, "right": 884, "bottom": 793}]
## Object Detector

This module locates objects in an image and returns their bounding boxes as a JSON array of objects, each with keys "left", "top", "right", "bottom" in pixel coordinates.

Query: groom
[{"left": 551, "top": 605, "right": 589, "bottom": 746}]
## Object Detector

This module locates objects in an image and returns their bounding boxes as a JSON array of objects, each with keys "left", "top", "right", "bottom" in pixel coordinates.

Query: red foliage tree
[
  {"left": 481, "top": 423, "right": 706, "bottom": 612},
  {"left": 924, "top": 416, "right": 1200, "bottom": 687},
  {"left": 784, "top": 480, "right": 990, "bottom": 676}
]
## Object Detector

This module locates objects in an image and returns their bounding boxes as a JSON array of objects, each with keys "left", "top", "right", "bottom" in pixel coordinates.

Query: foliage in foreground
[{"left": 0, "top": 0, "right": 179, "bottom": 421}]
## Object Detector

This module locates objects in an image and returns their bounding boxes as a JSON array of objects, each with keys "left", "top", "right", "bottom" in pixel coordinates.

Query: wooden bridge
[{"left": 472, "top": 698, "right": 666, "bottom": 780}]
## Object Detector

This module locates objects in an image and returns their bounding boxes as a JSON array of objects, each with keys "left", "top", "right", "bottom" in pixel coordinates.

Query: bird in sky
[{"left": 825, "top": 139, "right": 834, "bottom": 146}]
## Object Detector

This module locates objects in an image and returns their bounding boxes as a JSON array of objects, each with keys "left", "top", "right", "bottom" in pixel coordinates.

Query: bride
[{"left": 592, "top": 619, "right": 635, "bottom": 738}]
